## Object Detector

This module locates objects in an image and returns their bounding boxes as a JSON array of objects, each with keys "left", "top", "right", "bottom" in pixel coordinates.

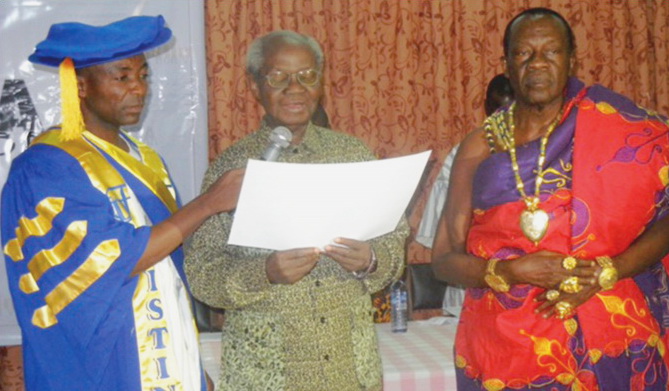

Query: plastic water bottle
[{"left": 390, "top": 280, "right": 408, "bottom": 333}]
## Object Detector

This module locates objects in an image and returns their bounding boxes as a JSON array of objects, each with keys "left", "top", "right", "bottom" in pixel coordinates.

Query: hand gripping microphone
[
  {"left": 261, "top": 126, "right": 293, "bottom": 161},
  {"left": 229, "top": 126, "right": 293, "bottom": 216}
]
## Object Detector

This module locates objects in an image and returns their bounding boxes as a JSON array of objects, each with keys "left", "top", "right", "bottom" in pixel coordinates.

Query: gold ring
[
  {"left": 559, "top": 276, "right": 582, "bottom": 294},
  {"left": 562, "top": 256, "right": 577, "bottom": 271},
  {"left": 546, "top": 290, "right": 560, "bottom": 301},
  {"left": 555, "top": 301, "right": 574, "bottom": 320}
]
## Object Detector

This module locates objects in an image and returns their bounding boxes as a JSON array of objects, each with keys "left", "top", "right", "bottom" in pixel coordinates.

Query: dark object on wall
[{"left": 407, "top": 263, "right": 448, "bottom": 311}]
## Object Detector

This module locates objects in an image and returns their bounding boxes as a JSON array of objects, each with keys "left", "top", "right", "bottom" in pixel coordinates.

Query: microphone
[{"left": 261, "top": 126, "right": 293, "bottom": 161}]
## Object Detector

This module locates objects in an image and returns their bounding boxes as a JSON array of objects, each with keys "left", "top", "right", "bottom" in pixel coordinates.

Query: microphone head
[{"left": 269, "top": 126, "right": 292, "bottom": 148}]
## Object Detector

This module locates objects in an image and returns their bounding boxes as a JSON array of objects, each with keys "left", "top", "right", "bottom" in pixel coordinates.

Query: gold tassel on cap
[{"left": 58, "top": 58, "right": 85, "bottom": 141}]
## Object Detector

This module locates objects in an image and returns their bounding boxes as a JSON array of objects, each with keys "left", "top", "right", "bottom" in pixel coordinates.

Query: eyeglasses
[{"left": 264, "top": 69, "right": 321, "bottom": 89}]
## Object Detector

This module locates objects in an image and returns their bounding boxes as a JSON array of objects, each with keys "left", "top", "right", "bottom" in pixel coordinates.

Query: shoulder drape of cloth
[{"left": 456, "top": 78, "right": 669, "bottom": 390}]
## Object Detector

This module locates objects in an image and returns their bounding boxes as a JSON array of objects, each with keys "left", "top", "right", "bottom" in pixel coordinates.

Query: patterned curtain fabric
[
  {"left": 0, "top": 346, "right": 22, "bottom": 391},
  {"left": 204, "top": 0, "right": 669, "bottom": 320}
]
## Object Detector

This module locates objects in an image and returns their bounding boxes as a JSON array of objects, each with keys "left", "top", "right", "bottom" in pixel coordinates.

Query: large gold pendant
[{"left": 520, "top": 206, "right": 549, "bottom": 244}]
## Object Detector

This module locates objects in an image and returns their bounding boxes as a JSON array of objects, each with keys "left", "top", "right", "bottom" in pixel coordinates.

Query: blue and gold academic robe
[{"left": 1, "top": 128, "right": 206, "bottom": 391}]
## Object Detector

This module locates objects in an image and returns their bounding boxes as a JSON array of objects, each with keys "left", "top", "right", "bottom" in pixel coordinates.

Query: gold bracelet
[
  {"left": 595, "top": 255, "right": 619, "bottom": 291},
  {"left": 484, "top": 258, "right": 510, "bottom": 293}
]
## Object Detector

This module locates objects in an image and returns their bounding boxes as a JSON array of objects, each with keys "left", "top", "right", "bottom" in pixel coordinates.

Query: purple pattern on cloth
[
  {"left": 570, "top": 197, "right": 590, "bottom": 239},
  {"left": 595, "top": 339, "right": 668, "bottom": 390},
  {"left": 635, "top": 263, "right": 669, "bottom": 329},
  {"left": 596, "top": 126, "right": 669, "bottom": 175},
  {"left": 654, "top": 187, "right": 669, "bottom": 225},
  {"left": 472, "top": 78, "right": 584, "bottom": 211},
  {"left": 467, "top": 284, "right": 532, "bottom": 309}
]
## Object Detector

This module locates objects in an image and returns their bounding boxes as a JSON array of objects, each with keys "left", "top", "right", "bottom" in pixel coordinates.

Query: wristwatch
[
  {"left": 484, "top": 258, "right": 510, "bottom": 293},
  {"left": 596, "top": 256, "right": 618, "bottom": 291}
]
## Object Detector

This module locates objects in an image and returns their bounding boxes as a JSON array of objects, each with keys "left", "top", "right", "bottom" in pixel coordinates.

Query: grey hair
[{"left": 246, "top": 30, "right": 324, "bottom": 80}]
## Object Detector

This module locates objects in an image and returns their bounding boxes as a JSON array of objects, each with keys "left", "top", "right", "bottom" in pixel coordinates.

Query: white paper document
[{"left": 228, "top": 150, "right": 431, "bottom": 250}]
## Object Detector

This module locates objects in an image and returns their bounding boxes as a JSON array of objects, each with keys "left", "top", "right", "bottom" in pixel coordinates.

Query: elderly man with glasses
[{"left": 184, "top": 30, "right": 408, "bottom": 391}]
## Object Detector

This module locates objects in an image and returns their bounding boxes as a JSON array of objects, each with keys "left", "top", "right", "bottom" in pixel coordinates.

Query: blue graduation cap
[
  {"left": 29, "top": 15, "right": 172, "bottom": 68},
  {"left": 28, "top": 15, "right": 172, "bottom": 140}
]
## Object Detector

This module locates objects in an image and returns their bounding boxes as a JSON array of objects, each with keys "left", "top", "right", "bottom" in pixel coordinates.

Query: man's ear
[
  {"left": 569, "top": 53, "right": 577, "bottom": 75},
  {"left": 247, "top": 75, "right": 261, "bottom": 102},
  {"left": 502, "top": 56, "right": 509, "bottom": 78},
  {"left": 77, "top": 74, "right": 87, "bottom": 99}
]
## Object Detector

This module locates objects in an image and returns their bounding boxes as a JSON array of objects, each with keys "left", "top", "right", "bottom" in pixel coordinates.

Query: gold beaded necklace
[{"left": 505, "top": 102, "right": 563, "bottom": 245}]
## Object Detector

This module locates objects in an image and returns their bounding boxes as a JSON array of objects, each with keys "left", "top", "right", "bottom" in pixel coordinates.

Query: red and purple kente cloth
[{"left": 455, "top": 77, "right": 669, "bottom": 390}]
